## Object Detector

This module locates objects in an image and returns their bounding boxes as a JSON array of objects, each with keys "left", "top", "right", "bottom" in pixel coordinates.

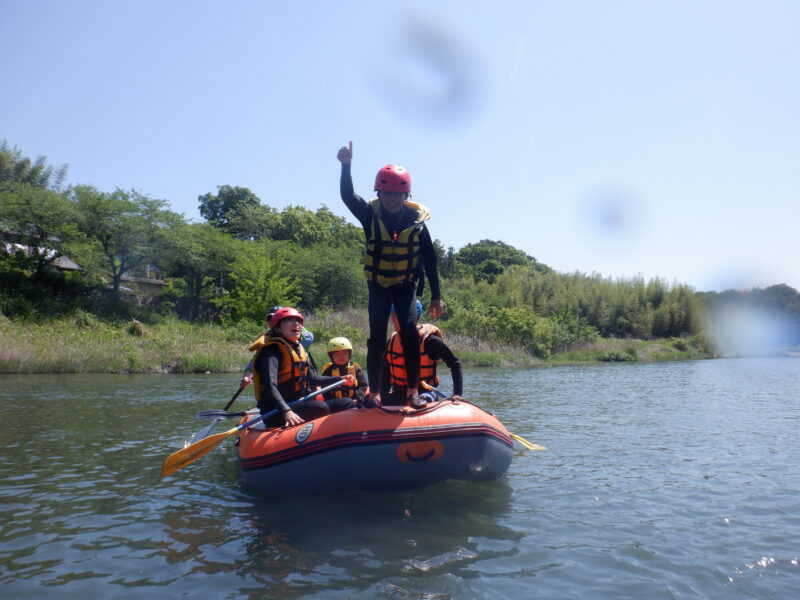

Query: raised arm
[{"left": 337, "top": 141, "right": 372, "bottom": 227}]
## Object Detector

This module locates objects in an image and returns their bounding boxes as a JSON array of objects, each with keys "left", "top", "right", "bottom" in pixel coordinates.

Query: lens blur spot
[
  {"left": 362, "top": 15, "right": 486, "bottom": 128},
  {"left": 705, "top": 302, "right": 791, "bottom": 357},
  {"left": 579, "top": 185, "right": 644, "bottom": 242}
]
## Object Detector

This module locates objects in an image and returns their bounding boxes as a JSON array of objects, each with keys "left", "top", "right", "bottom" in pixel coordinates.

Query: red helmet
[
  {"left": 269, "top": 307, "right": 304, "bottom": 329},
  {"left": 374, "top": 164, "right": 411, "bottom": 193}
]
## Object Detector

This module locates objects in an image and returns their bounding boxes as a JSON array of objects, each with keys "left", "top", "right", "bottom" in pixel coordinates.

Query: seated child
[{"left": 321, "top": 337, "right": 368, "bottom": 406}]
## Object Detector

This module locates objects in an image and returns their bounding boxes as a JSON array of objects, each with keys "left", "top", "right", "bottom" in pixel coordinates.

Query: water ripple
[{"left": 2, "top": 361, "right": 799, "bottom": 598}]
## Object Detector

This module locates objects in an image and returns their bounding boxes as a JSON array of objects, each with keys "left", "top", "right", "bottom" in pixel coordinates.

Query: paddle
[
  {"left": 161, "top": 379, "right": 347, "bottom": 478},
  {"left": 419, "top": 382, "right": 547, "bottom": 451},
  {"left": 195, "top": 409, "right": 249, "bottom": 419},
  {"left": 181, "top": 381, "right": 251, "bottom": 448},
  {"left": 223, "top": 383, "right": 247, "bottom": 411}
]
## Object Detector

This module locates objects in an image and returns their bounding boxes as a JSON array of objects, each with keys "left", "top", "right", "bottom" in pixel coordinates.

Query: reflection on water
[{"left": 2, "top": 360, "right": 799, "bottom": 598}]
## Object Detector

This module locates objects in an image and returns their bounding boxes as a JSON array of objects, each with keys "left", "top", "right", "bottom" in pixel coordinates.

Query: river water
[{"left": 1, "top": 358, "right": 798, "bottom": 599}]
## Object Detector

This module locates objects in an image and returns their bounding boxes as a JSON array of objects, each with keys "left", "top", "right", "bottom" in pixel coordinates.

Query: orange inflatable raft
[{"left": 235, "top": 399, "right": 514, "bottom": 494}]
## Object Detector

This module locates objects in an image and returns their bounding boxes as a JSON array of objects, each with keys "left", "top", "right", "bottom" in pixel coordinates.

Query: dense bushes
[{"left": 3, "top": 141, "right": 798, "bottom": 363}]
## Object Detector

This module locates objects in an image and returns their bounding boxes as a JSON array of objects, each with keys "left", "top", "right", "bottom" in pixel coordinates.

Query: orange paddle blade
[{"left": 161, "top": 425, "right": 238, "bottom": 477}]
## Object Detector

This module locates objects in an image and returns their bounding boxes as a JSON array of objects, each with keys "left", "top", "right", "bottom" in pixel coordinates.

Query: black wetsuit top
[{"left": 339, "top": 163, "right": 441, "bottom": 300}]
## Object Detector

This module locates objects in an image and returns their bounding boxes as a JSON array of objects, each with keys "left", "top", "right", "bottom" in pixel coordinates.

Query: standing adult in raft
[
  {"left": 337, "top": 141, "right": 444, "bottom": 408},
  {"left": 250, "top": 307, "right": 356, "bottom": 428},
  {"left": 381, "top": 300, "right": 463, "bottom": 407}
]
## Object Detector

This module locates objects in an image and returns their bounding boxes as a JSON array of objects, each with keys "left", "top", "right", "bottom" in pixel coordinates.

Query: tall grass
[
  {"left": 0, "top": 315, "right": 251, "bottom": 374},
  {"left": 0, "top": 311, "right": 716, "bottom": 374}
]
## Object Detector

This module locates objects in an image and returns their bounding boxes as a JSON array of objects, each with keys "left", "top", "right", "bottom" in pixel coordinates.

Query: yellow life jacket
[
  {"left": 386, "top": 323, "right": 442, "bottom": 388},
  {"left": 249, "top": 334, "right": 311, "bottom": 402},
  {"left": 363, "top": 198, "right": 431, "bottom": 287},
  {"left": 320, "top": 361, "right": 360, "bottom": 398}
]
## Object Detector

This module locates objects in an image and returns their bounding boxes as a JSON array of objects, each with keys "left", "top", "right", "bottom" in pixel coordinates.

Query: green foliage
[
  {"left": 211, "top": 243, "right": 300, "bottom": 325},
  {"left": 270, "top": 204, "right": 363, "bottom": 249},
  {"left": 225, "top": 202, "right": 277, "bottom": 241},
  {"left": 0, "top": 258, "right": 99, "bottom": 319},
  {"left": 442, "top": 301, "right": 567, "bottom": 358},
  {"left": 455, "top": 239, "right": 534, "bottom": 269},
  {"left": 127, "top": 319, "right": 147, "bottom": 336},
  {"left": 286, "top": 244, "right": 367, "bottom": 309},
  {"left": 71, "top": 186, "right": 183, "bottom": 296},
  {"left": 0, "top": 141, "right": 68, "bottom": 190},
  {"left": 600, "top": 349, "right": 638, "bottom": 362},
  {"left": 453, "top": 239, "right": 548, "bottom": 283},
  {"left": 0, "top": 182, "right": 87, "bottom": 276},
  {"left": 552, "top": 311, "right": 600, "bottom": 352},
  {"left": 198, "top": 185, "right": 261, "bottom": 231},
  {"left": 1, "top": 141, "right": 788, "bottom": 363},
  {"left": 159, "top": 222, "right": 240, "bottom": 319}
]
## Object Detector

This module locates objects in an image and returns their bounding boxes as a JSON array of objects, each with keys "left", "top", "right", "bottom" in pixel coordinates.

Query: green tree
[
  {"left": 0, "top": 141, "right": 68, "bottom": 190},
  {"left": 160, "top": 223, "right": 240, "bottom": 320},
  {"left": 225, "top": 202, "right": 278, "bottom": 241},
  {"left": 0, "top": 182, "right": 86, "bottom": 276},
  {"left": 272, "top": 205, "right": 329, "bottom": 246},
  {"left": 72, "top": 186, "right": 182, "bottom": 297},
  {"left": 313, "top": 205, "right": 363, "bottom": 249},
  {"left": 212, "top": 243, "right": 300, "bottom": 324},
  {"left": 433, "top": 239, "right": 457, "bottom": 279},
  {"left": 198, "top": 185, "right": 260, "bottom": 231},
  {"left": 287, "top": 244, "right": 367, "bottom": 309}
]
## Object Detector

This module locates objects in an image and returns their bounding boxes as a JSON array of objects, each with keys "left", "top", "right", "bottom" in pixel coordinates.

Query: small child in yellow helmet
[{"left": 321, "top": 337, "right": 368, "bottom": 405}]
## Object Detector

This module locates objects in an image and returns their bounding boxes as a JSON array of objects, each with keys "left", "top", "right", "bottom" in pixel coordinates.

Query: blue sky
[{"left": 2, "top": 0, "right": 798, "bottom": 292}]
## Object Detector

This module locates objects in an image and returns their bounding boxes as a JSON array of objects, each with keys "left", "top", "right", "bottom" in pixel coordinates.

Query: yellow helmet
[{"left": 327, "top": 337, "right": 353, "bottom": 353}]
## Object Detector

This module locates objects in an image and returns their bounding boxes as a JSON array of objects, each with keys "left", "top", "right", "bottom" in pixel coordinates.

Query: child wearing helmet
[
  {"left": 240, "top": 306, "right": 318, "bottom": 389},
  {"left": 249, "top": 307, "right": 356, "bottom": 428},
  {"left": 337, "top": 141, "right": 444, "bottom": 408},
  {"left": 380, "top": 300, "right": 463, "bottom": 407},
  {"left": 320, "top": 337, "right": 368, "bottom": 403}
]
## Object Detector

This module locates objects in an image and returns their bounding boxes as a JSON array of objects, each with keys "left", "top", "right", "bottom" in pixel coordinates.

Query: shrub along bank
[{"left": 0, "top": 310, "right": 715, "bottom": 375}]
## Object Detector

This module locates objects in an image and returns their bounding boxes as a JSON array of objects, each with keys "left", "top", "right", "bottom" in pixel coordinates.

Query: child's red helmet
[
  {"left": 269, "top": 307, "right": 304, "bottom": 329},
  {"left": 374, "top": 164, "right": 411, "bottom": 193}
]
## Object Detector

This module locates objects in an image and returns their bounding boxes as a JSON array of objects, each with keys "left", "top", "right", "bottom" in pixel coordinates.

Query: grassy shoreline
[{"left": 0, "top": 312, "right": 717, "bottom": 375}]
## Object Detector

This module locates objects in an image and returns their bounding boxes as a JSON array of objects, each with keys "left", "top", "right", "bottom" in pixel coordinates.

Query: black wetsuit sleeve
[
  {"left": 309, "top": 372, "right": 346, "bottom": 389},
  {"left": 254, "top": 345, "right": 292, "bottom": 414},
  {"left": 418, "top": 226, "right": 441, "bottom": 300},
  {"left": 355, "top": 366, "right": 368, "bottom": 400},
  {"left": 340, "top": 163, "right": 373, "bottom": 229},
  {"left": 425, "top": 335, "right": 463, "bottom": 396}
]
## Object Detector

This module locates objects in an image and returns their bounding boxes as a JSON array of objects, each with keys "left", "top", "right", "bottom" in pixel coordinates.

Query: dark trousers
[
  {"left": 366, "top": 280, "right": 420, "bottom": 396},
  {"left": 263, "top": 399, "right": 329, "bottom": 428},
  {"left": 326, "top": 396, "right": 357, "bottom": 412},
  {"left": 263, "top": 397, "right": 355, "bottom": 428}
]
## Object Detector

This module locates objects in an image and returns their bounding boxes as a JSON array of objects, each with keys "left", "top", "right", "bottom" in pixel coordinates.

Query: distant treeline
[{"left": 2, "top": 142, "right": 799, "bottom": 357}]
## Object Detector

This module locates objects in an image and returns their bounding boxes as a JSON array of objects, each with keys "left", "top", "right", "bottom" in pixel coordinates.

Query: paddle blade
[
  {"left": 161, "top": 426, "right": 238, "bottom": 478},
  {"left": 509, "top": 433, "right": 547, "bottom": 451},
  {"left": 181, "top": 418, "right": 223, "bottom": 448}
]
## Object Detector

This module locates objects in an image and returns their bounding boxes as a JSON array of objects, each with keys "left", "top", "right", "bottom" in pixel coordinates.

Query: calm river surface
[{"left": 1, "top": 358, "right": 799, "bottom": 599}]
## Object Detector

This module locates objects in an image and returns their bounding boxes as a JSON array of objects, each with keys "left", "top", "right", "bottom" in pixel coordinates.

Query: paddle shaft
[
  {"left": 230, "top": 378, "right": 347, "bottom": 430},
  {"left": 182, "top": 385, "right": 247, "bottom": 447},
  {"left": 420, "top": 382, "right": 546, "bottom": 451},
  {"left": 223, "top": 384, "right": 246, "bottom": 411},
  {"left": 162, "top": 379, "right": 347, "bottom": 478}
]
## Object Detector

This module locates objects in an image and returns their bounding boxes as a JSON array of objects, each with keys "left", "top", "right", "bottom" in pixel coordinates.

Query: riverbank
[{"left": 0, "top": 312, "right": 717, "bottom": 374}]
